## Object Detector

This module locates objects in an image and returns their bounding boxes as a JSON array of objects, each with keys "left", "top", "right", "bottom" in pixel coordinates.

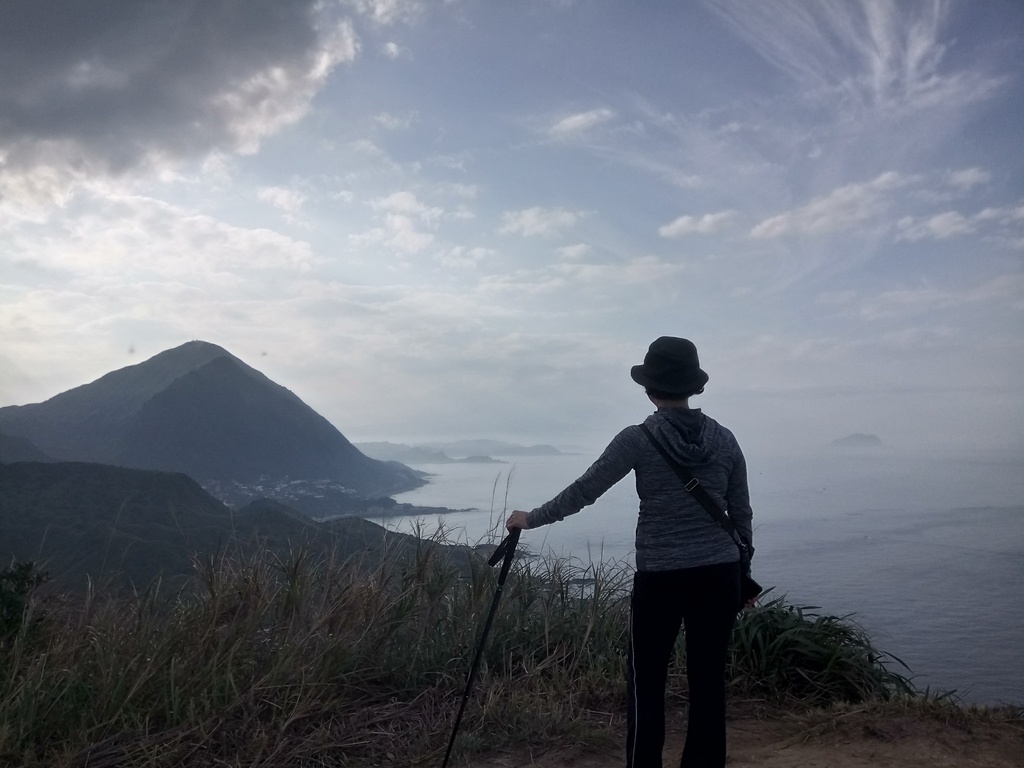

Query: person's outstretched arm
[{"left": 507, "top": 427, "right": 638, "bottom": 531}]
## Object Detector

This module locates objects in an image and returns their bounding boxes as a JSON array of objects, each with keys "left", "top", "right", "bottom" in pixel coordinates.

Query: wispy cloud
[
  {"left": 948, "top": 167, "right": 991, "bottom": 190},
  {"left": 348, "top": 0, "right": 423, "bottom": 25},
  {"left": 549, "top": 109, "right": 614, "bottom": 138},
  {"left": 439, "top": 183, "right": 478, "bottom": 199},
  {"left": 11, "top": 193, "right": 318, "bottom": 277},
  {"left": 372, "top": 191, "right": 443, "bottom": 222},
  {"left": 659, "top": 211, "right": 736, "bottom": 238},
  {"left": 375, "top": 111, "right": 418, "bottom": 129},
  {"left": 438, "top": 246, "right": 494, "bottom": 268},
  {"left": 750, "top": 171, "right": 909, "bottom": 238},
  {"left": 350, "top": 214, "right": 434, "bottom": 253},
  {"left": 258, "top": 186, "right": 305, "bottom": 215},
  {"left": 896, "top": 211, "right": 973, "bottom": 241},
  {"left": 556, "top": 243, "right": 591, "bottom": 260},
  {"left": 353, "top": 191, "right": 444, "bottom": 254},
  {"left": 859, "top": 274, "right": 1024, "bottom": 320},
  {"left": 0, "top": 153, "right": 85, "bottom": 228},
  {"left": 706, "top": 0, "right": 1003, "bottom": 117},
  {"left": 500, "top": 207, "right": 581, "bottom": 237},
  {"left": 897, "top": 204, "right": 1024, "bottom": 242},
  {"left": 381, "top": 41, "right": 409, "bottom": 59}
]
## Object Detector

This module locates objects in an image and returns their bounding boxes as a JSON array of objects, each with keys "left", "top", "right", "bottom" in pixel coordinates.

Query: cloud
[
  {"left": 706, "top": 0, "right": 1003, "bottom": 118},
  {"left": 347, "top": 0, "right": 423, "bottom": 25},
  {"left": 381, "top": 42, "right": 407, "bottom": 59},
  {"left": 381, "top": 215, "right": 434, "bottom": 253},
  {"left": 556, "top": 243, "right": 591, "bottom": 260},
  {"left": 976, "top": 204, "right": 1024, "bottom": 223},
  {"left": 948, "top": 167, "right": 991, "bottom": 190},
  {"left": 439, "top": 183, "right": 479, "bottom": 199},
  {"left": 549, "top": 109, "right": 615, "bottom": 137},
  {"left": 500, "top": 207, "right": 581, "bottom": 237},
  {"left": 896, "top": 204, "right": 1024, "bottom": 242},
  {"left": 350, "top": 191, "right": 447, "bottom": 254},
  {"left": 859, "top": 274, "right": 1024, "bottom": 320},
  {"left": 0, "top": 2, "right": 357, "bottom": 186},
  {"left": 0, "top": 151, "right": 87, "bottom": 228},
  {"left": 658, "top": 211, "right": 736, "bottom": 238},
  {"left": 258, "top": 187, "right": 306, "bottom": 214},
  {"left": 877, "top": 326, "right": 956, "bottom": 350},
  {"left": 375, "top": 111, "right": 418, "bottom": 129},
  {"left": 8, "top": 193, "right": 318, "bottom": 278},
  {"left": 372, "top": 191, "right": 443, "bottom": 221},
  {"left": 750, "top": 171, "right": 909, "bottom": 238},
  {"left": 213, "top": 21, "right": 358, "bottom": 155},
  {"left": 553, "top": 255, "right": 685, "bottom": 286},
  {"left": 350, "top": 214, "right": 434, "bottom": 254},
  {"left": 438, "top": 246, "right": 494, "bottom": 268},
  {"left": 896, "top": 211, "right": 974, "bottom": 241},
  {"left": 476, "top": 273, "right": 567, "bottom": 296},
  {"left": 619, "top": 255, "right": 684, "bottom": 284}
]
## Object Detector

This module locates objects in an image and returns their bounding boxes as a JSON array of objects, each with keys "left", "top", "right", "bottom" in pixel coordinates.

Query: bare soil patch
[{"left": 471, "top": 704, "right": 1024, "bottom": 768}]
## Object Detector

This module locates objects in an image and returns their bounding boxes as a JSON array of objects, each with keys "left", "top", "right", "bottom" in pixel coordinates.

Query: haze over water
[{"left": 379, "top": 447, "right": 1024, "bottom": 706}]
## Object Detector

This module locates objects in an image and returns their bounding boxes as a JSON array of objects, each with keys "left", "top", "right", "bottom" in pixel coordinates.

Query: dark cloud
[{"left": 0, "top": 0, "right": 356, "bottom": 173}]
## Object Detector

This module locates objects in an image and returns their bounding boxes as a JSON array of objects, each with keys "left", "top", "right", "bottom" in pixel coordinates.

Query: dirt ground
[{"left": 472, "top": 706, "right": 1024, "bottom": 768}]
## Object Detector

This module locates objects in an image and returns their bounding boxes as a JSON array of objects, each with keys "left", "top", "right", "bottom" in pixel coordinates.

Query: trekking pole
[{"left": 440, "top": 527, "right": 521, "bottom": 768}]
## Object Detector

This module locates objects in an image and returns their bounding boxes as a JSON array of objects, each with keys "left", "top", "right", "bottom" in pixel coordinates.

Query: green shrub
[{"left": 729, "top": 595, "right": 913, "bottom": 704}]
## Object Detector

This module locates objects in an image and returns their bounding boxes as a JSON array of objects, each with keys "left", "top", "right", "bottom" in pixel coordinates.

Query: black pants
[{"left": 626, "top": 562, "right": 740, "bottom": 768}]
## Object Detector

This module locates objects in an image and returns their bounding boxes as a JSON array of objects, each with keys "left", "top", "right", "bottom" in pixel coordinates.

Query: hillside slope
[
  {"left": 0, "top": 341, "right": 421, "bottom": 496},
  {"left": 0, "top": 432, "right": 53, "bottom": 463},
  {"left": 117, "top": 355, "right": 419, "bottom": 493},
  {"left": 0, "top": 341, "right": 230, "bottom": 462},
  {"left": 0, "top": 461, "right": 451, "bottom": 591}
]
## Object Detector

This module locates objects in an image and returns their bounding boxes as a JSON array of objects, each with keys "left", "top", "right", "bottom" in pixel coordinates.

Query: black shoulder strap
[{"left": 639, "top": 423, "right": 751, "bottom": 559}]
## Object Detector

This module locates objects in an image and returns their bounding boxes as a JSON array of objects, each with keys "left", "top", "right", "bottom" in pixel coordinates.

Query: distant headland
[
  {"left": 830, "top": 433, "right": 883, "bottom": 450},
  {"left": 355, "top": 439, "right": 565, "bottom": 465}
]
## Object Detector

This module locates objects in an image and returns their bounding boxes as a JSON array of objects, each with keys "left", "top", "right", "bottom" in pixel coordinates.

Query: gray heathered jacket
[{"left": 526, "top": 408, "right": 752, "bottom": 572}]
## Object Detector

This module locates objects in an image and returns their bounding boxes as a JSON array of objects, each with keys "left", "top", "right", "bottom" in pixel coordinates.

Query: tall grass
[{"left": 0, "top": 541, "right": 912, "bottom": 767}]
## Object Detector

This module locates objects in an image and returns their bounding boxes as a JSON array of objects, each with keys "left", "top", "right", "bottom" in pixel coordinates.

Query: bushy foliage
[
  {"left": 0, "top": 561, "right": 47, "bottom": 640},
  {"left": 729, "top": 595, "right": 913, "bottom": 703}
]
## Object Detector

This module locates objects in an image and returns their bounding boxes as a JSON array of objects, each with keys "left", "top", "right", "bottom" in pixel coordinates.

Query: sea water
[{"left": 378, "top": 449, "right": 1024, "bottom": 705}]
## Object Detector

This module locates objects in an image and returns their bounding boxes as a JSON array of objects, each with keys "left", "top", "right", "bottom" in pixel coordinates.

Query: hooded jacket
[{"left": 526, "top": 408, "right": 752, "bottom": 572}]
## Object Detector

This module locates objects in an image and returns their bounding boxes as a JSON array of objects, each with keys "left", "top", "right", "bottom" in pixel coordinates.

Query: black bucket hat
[{"left": 630, "top": 336, "right": 709, "bottom": 395}]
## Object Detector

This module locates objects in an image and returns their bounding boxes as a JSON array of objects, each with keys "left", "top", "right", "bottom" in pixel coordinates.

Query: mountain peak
[
  {"left": 121, "top": 340, "right": 234, "bottom": 385},
  {"left": 0, "top": 341, "right": 239, "bottom": 461},
  {"left": 155, "top": 339, "right": 230, "bottom": 361},
  {"left": 0, "top": 342, "right": 423, "bottom": 496}
]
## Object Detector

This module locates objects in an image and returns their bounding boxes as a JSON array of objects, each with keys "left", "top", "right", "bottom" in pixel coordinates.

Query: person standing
[{"left": 505, "top": 336, "right": 754, "bottom": 768}]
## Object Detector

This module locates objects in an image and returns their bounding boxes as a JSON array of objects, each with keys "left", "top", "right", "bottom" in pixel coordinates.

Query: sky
[{"left": 1, "top": 0, "right": 1023, "bottom": 454}]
